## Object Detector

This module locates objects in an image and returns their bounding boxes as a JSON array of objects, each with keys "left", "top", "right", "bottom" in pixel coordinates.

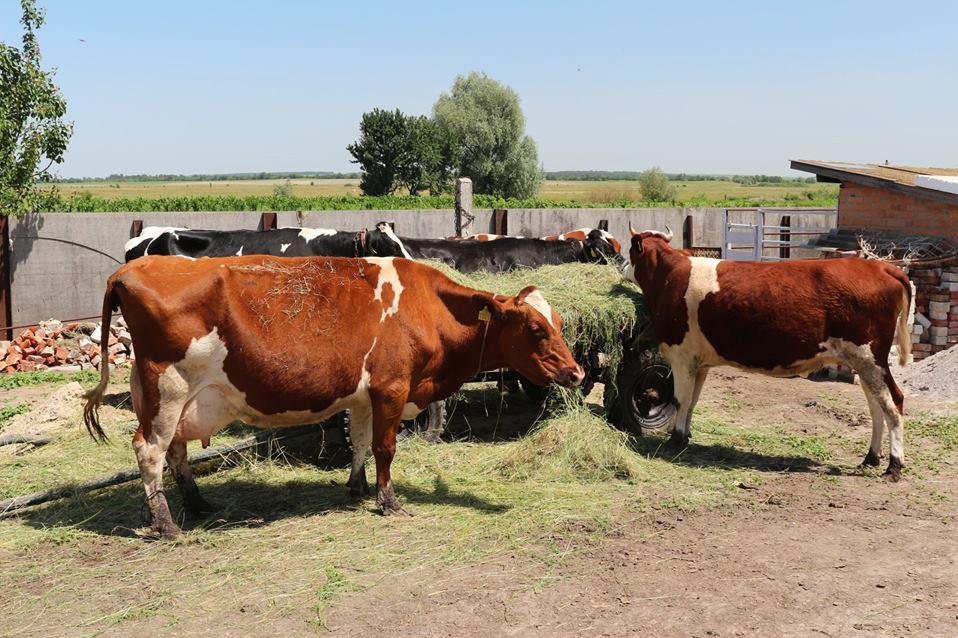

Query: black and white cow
[
  {"left": 400, "top": 235, "right": 623, "bottom": 274},
  {"left": 124, "top": 222, "right": 410, "bottom": 262}
]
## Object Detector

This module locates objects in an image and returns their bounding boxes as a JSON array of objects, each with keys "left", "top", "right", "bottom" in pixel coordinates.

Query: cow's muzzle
[{"left": 554, "top": 365, "right": 585, "bottom": 388}]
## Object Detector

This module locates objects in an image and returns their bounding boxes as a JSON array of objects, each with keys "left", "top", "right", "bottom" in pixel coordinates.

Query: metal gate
[{"left": 723, "top": 208, "right": 836, "bottom": 261}]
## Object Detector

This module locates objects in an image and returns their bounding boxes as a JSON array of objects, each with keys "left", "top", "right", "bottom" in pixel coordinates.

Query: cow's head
[
  {"left": 476, "top": 286, "right": 584, "bottom": 387},
  {"left": 365, "top": 222, "right": 413, "bottom": 258},
  {"left": 622, "top": 224, "right": 674, "bottom": 283},
  {"left": 582, "top": 229, "right": 625, "bottom": 265}
]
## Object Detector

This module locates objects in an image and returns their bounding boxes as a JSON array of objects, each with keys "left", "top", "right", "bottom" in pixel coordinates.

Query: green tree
[
  {"left": 0, "top": 0, "right": 73, "bottom": 216},
  {"left": 397, "top": 115, "right": 455, "bottom": 195},
  {"left": 346, "top": 108, "right": 410, "bottom": 195},
  {"left": 638, "top": 166, "right": 676, "bottom": 202},
  {"left": 433, "top": 72, "right": 543, "bottom": 199}
]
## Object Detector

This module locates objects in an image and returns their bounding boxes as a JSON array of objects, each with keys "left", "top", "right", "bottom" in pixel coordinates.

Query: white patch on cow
[
  {"left": 154, "top": 328, "right": 380, "bottom": 446},
  {"left": 365, "top": 257, "right": 404, "bottom": 322},
  {"left": 297, "top": 227, "right": 338, "bottom": 242},
  {"left": 280, "top": 243, "right": 291, "bottom": 253},
  {"left": 598, "top": 229, "right": 616, "bottom": 243},
  {"left": 523, "top": 289, "right": 556, "bottom": 329},
  {"left": 235, "top": 246, "right": 243, "bottom": 256},
  {"left": 378, "top": 224, "right": 413, "bottom": 259},
  {"left": 622, "top": 261, "right": 635, "bottom": 283},
  {"left": 124, "top": 226, "right": 187, "bottom": 255},
  {"left": 401, "top": 402, "right": 423, "bottom": 420}
]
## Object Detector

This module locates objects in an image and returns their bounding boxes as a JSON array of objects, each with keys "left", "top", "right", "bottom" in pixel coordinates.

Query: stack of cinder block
[
  {"left": 0, "top": 317, "right": 134, "bottom": 373},
  {"left": 908, "top": 264, "right": 958, "bottom": 361}
]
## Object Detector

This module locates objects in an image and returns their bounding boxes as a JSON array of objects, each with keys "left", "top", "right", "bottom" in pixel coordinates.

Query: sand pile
[{"left": 899, "top": 346, "right": 958, "bottom": 401}]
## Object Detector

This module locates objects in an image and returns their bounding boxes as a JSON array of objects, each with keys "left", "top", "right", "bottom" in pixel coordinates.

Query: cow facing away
[
  {"left": 623, "top": 226, "right": 913, "bottom": 480},
  {"left": 401, "top": 234, "right": 622, "bottom": 274},
  {"left": 83, "top": 255, "right": 583, "bottom": 539},
  {"left": 124, "top": 221, "right": 410, "bottom": 262}
]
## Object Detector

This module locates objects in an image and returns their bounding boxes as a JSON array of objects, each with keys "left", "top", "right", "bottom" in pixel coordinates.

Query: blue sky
[{"left": 2, "top": 0, "right": 956, "bottom": 178}]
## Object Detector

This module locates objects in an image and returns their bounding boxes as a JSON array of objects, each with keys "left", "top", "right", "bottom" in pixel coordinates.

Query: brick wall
[
  {"left": 838, "top": 182, "right": 958, "bottom": 240},
  {"left": 908, "top": 265, "right": 958, "bottom": 360}
]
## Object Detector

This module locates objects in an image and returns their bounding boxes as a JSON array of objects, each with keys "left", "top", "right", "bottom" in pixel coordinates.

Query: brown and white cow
[
  {"left": 623, "top": 226, "right": 913, "bottom": 479},
  {"left": 542, "top": 228, "right": 623, "bottom": 255},
  {"left": 83, "top": 255, "right": 583, "bottom": 539}
]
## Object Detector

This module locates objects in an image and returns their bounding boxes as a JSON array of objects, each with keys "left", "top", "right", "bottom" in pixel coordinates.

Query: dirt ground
[
  {"left": 1, "top": 368, "right": 956, "bottom": 637},
  {"left": 333, "top": 370, "right": 958, "bottom": 638}
]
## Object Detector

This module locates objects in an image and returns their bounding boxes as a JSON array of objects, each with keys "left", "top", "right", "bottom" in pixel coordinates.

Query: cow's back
[{"left": 112, "top": 255, "right": 428, "bottom": 416}]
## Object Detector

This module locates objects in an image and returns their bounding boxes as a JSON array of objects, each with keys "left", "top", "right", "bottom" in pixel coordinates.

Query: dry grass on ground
[{"left": 0, "top": 367, "right": 956, "bottom": 636}]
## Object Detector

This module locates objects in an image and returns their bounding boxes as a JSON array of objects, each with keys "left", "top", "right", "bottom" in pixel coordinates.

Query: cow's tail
[
  {"left": 894, "top": 271, "right": 913, "bottom": 368},
  {"left": 83, "top": 276, "right": 121, "bottom": 442}
]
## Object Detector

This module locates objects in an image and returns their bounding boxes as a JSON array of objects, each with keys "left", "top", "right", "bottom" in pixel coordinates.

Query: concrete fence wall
[{"left": 5, "top": 207, "right": 833, "bottom": 327}]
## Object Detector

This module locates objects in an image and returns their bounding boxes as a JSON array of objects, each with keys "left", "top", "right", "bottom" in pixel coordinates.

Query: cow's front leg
[
  {"left": 346, "top": 407, "right": 372, "bottom": 498},
  {"left": 665, "top": 362, "right": 698, "bottom": 451},
  {"left": 371, "top": 398, "right": 409, "bottom": 517}
]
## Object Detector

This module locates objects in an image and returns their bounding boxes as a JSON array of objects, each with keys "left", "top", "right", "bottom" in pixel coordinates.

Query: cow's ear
[
  {"left": 631, "top": 234, "right": 644, "bottom": 255},
  {"left": 472, "top": 293, "right": 507, "bottom": 321}
]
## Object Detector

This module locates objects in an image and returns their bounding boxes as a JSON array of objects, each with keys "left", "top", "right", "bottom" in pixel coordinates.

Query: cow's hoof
[
  {"left": 883, "top": 457, "right": 904, "bottom": 483},
  {"left": 348, "top": 477, "right": 371, "bottom": 499},
  {"left": 860, "top": 449, "right": 882, "bottom": 468},
  {"left": 151, "top": 521, "right": 183, "bottom": 541},
  {"left": 382, "top": 504, "right": 412, "bottom": 517}
]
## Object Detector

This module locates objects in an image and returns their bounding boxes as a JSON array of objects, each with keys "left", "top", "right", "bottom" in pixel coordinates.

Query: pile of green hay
[
  {"left": 494, "top": 405, "right": 644, "bottom": 482},
  {"left": 430, "top": 262, "right": 645, "bottom": 380}
]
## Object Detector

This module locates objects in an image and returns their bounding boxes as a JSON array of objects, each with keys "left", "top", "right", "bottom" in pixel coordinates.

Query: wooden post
[
  {"left": 682, "top": 215, "right": 694, "bottom": 249},
  {"left": 779, "top": 215, "right": 791, "bottom": 260},
  {"left": 0, "top": 218, "right": 12, "bottom": 341},
  {"left": 260, "top": 212, "right": 278, "bottom": 231},
  {"left": 130, "top": 219, "right": 143, "bottom": 239},
  {"left": 493, "top": 208, "right": 508, "bottom": 235}
]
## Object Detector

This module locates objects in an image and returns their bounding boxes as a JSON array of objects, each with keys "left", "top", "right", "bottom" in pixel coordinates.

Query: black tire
[{"left": 605, "top": 347, "right": 676, "bottom": 435}]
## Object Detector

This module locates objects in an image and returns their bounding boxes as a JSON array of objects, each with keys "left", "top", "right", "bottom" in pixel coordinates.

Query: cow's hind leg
[
  {"left": 166, "top": 440, "right": 216, "bottom": 515},
  {"left": 850, "top": 355, "right": 905, "bottom": 481},
  {"left": 880, "top": 367, "right": 906, "bottom": 481},
  {"left": 133, "top": 423, "right": 181, "bottom": 539},
  {"left": 346, "top": 407, "right": 372, "bottom": 498},
  {"left": 132, "top": 363, "right": 187, "bottom": 539},
  {"left": 860, "top": 390, "right": 886, "bottom": 468}
]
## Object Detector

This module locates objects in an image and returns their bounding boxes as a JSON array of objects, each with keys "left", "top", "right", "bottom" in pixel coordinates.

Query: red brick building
[{"left": 792, "top": 160, "right": 958, "bottom": 360}]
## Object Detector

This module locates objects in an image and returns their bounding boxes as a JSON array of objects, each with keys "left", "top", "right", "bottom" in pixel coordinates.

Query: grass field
[{"left": 47, "top": 178, "right": 838, "bottom": 205}]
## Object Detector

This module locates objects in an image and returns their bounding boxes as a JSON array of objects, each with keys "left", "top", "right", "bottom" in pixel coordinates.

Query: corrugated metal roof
[{"left": 791, "top": 159, "right": 958, "bottom": 203}]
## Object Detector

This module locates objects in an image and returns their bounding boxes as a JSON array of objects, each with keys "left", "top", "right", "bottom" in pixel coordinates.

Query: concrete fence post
[{"left": 455, "top": 177, "right": 473, "bottom": 237}]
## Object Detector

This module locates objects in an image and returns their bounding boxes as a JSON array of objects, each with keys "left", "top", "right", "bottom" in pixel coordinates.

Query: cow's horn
[
  {"left": 663, "top": 225, "right": 673, "bottom": 242},
  {"left": 629, "top": 222, "right": 639, "bottom": 237}
]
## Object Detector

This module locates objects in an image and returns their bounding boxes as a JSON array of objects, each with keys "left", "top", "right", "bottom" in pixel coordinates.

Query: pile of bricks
[
  {"left": 0, "top": 318, "right": 134, "bottom": 374},
  {"left": 909, "top": 264, "right": 958, "bottom": 361}
]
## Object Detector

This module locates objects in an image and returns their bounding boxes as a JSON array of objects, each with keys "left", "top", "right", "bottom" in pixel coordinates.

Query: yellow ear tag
[{"left": 478, "top": 307, "right": 492, "bottom": 322}]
